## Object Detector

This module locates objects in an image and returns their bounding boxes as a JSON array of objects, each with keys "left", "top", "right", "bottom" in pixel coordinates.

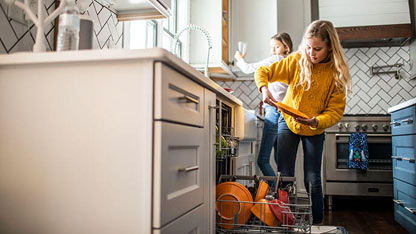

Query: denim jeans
[
  {"left": 276, "top": 116, "right": 325, "bottom": 224},
  {"left": 257, "top": 105, "right": 280, "bottom": 186}
]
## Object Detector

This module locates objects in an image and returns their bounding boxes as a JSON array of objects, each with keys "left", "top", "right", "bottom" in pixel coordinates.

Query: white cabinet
[
  {"left": 188, "top": 0, "right": 233, "bottom": 77},
  {"left": 318, "top": 0, "right": 413, "bottom": 47},
  {"left": 0, "top": 50, "right": 215, "bottom": 234},
  {"left": 109, "top": 0, "right": 172, "bottom": 21},
  {"left": 319, "top": 0, "right": 411, "bottom": 27}
]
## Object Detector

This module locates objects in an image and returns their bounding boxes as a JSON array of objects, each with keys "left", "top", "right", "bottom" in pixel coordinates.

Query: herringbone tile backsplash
[
  {"left": 0, "top": 0, "right": 122, "bottom": 53},
  {"left": 216, "top": 46, "right": 416, "bottom": 114}
]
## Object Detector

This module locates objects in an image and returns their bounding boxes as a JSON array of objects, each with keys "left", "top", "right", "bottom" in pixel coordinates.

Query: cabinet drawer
[
  {"left": 153, "top": 205, "right": 204, "bottom": 234},
  {"left": 393, "top": 179, "right": 416, "bottom": 233},
  {"left": 153, "top": 121, "right": 205, "bottom": 228},
  {"left": 154, "top": 62, "right": 204, "bottom": 127},
  {"left": 391, "top": 105, "right": 416, "bottom": 136},
  {"left": 392, "top": 135, "right": 416, "bottom": 186}
]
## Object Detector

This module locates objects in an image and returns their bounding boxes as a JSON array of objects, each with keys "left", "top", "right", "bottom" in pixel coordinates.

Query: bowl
[
  {"left": 216, "top": 182, "right": 253, "bottom": 229},
  {"left": 251, "top": 199, "right": 279, "bottom": 227}
]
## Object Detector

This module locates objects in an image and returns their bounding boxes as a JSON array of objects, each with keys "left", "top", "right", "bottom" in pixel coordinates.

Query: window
[
  {"left": 128, "top": 20, "right": 157, "bottom": 49},
  {"left": 125, "top": 0, "right": 182, "bottom": 55}
]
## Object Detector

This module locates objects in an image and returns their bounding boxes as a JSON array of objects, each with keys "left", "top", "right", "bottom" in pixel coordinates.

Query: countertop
[
  {"left": 387, "top": 97, "right": 416, "bottom": 113},
  {"left": 0, "top": 48, "right": 242, "bottom": 106}
]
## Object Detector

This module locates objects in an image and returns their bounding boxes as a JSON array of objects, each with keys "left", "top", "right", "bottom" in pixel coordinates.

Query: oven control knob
[
  {"left": 382, "top": 124, "right": 389, "bottom": 131},
  {"left": 362, "top": 124, "right": 368, "bottom": 131},
  {"left": 344, "top": 123, "right": 350, "bottom": 129},
  {"left": 337, "top": 123, "right": 343, "bottom": 129},
  {"left": 372, "top": 124, "right": 378, "bottom": 131},
  {"left": 355, "top": 124, "right": 361, "bottom": 131}
]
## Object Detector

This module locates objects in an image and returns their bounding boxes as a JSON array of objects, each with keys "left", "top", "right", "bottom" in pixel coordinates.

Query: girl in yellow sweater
[{"left": 255, "top": 20, "right": 352, "bottom": 225}]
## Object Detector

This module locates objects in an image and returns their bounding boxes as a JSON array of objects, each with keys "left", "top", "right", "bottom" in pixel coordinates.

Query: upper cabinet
[
  {"left": 187, "top": 0, "right": 279, "bottom": 78},
  {"left": 188, "top": 0, "right": 234, "bottom": 78},
  {"left": 318, "top": 0, "right": 414, "bottom": 47},
  {"left": 108, "top": 0, "right": 171, "bottom": 21}
]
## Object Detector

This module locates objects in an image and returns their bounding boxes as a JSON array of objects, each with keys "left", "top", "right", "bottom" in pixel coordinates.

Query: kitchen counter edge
[
  {"left": 387, "top": 97, "right": 416, "bottom": 113},
  {"left": 0, "top": 48, "right": 242, "bottom": 106}
]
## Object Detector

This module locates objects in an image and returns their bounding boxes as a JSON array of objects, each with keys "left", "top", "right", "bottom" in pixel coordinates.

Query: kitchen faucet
[{"left": 173, "top": 24, "right": 212, "bottom": 77}]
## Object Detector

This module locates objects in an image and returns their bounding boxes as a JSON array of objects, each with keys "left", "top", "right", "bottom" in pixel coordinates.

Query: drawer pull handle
[
  {"left": 401, "top": 119, "right": 414, "bottom": 124},
  {"left": 178, "top": 165, "right": 199, "bottom": 172},
  {"left": 404, "top": 206, "right": 416, "bottom": 215},
  {"left": 393, "top": 199, "right": 405, "bottom": 205},
  {"left": 391, "top": 156, "right": 402, "bottom": 160},
  {"left": 179, "top": 95, "right": 199, "bottom": 104},
  {"left": 403, "top": 158, "right": 415, "bottom": 163},
  {"left": 390, "top": 121, "right": 401, "bottom": 126}
]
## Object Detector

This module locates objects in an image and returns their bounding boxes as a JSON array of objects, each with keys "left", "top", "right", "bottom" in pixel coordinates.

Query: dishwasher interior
[
  {"left": 215, "top": 174, "right": 312, "bottom": 233},
  {"left": 215, "top": 100, "right": 312, "bottom": 233}
]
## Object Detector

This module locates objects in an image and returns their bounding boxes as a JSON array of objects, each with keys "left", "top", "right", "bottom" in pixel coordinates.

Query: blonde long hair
[{"left": 298, "top": 20, "right": 352, "bottom": 94}]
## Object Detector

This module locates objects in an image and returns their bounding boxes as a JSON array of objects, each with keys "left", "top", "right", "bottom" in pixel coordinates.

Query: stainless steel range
[{"left": 324, "top": 115, "right": 393, "bottom": 209}]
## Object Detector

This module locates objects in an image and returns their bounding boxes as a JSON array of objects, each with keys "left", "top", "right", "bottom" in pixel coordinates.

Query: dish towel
[{"left": 348, "top": 133, "right": 369, "bottom": 170}]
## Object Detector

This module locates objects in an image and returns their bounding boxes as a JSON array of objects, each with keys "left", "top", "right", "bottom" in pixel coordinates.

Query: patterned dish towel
[{"left": 348, "top": 133, "right": 369, "bottom": 170}]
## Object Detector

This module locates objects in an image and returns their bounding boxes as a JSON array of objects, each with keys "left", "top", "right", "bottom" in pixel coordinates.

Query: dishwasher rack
[{"left": 216, "top": 175, "right": 312, "bottom": 233}]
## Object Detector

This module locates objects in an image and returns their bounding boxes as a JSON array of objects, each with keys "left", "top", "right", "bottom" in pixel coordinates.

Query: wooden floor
[{"left": 322, "top": 196, "right": 409, "bottom": 234}]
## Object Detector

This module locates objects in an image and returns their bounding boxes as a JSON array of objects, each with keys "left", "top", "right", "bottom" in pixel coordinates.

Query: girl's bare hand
[{"left": 261, "top": 86, "right": 277, "bottom": 105}]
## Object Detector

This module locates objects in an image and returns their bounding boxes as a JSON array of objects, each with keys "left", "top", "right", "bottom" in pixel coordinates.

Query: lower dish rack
[{"left": 216, "top": 175, "right": 312, "bottom": 233}]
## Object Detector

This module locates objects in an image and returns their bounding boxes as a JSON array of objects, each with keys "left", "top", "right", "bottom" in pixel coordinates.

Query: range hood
[{"left": 336, "top": 24, "right": 414, "bottom": 48}]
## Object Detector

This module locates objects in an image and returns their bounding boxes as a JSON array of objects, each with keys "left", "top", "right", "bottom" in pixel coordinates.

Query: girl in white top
[{"left": 234, "top": 33, "right": 293, "bottom": 185}]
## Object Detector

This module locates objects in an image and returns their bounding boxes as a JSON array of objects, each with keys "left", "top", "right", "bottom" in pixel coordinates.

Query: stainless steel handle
[
  {"left": 403, "top": 158, "right": 416, "bottom": 163},
  {"left": 391, "top": 156, "right": 402, "bottom": 160},
  {"left": 393, "top": 199, "right": 405, "bottom": 205},
  {"left": 401, "top": 119, "right": 414, "bottom": 124},
  {"left": 335, "top": 133, "right": 392, "bottom": 137},
  {"left": 405, "top": 206, "right": 416, "bottom": 215},
  {"left": 179, "top": 95, "right": 199, "bottom": 104},
  {"left": 178, "top": 165, "right": 199, "bottom": 172},
  {"left": 390, "top": 121, "right": 401, "bottom": 126}
]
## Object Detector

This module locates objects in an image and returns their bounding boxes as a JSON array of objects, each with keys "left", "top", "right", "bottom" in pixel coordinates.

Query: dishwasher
[{"left": 215, "top": 174, "right": 312, "bottom": 233}]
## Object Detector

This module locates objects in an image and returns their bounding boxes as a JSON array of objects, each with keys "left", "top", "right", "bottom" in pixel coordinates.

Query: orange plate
[
  {"left": 216, "top": 182, "right": 253, "bottom": 229},
  {"left": 254, "top": 180, "right": 269, "bottom": 202},
  {"left": 251, "top": 199, "right": 279, "bottom": 227},
  {"left": 271, "top": 101, "right": 310, "bottom": 119}
]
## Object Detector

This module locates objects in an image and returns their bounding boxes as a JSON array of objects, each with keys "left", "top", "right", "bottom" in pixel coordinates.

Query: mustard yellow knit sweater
[{"left": 255, "top": 52, "right": 346, "bottom": 136}]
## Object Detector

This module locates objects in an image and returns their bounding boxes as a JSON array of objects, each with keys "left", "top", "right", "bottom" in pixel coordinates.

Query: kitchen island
[{"left": 0, "top": 48, "right": 244, "bottom": 234}]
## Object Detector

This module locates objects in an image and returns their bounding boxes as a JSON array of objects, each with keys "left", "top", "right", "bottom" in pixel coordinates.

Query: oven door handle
[{"left": 335, "top": 133, "right": 392, "bottom": 137}]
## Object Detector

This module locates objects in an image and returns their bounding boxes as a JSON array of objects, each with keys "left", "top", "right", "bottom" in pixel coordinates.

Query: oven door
[{"left": 325, "top": 133, "right": 393, "bottom": 182}]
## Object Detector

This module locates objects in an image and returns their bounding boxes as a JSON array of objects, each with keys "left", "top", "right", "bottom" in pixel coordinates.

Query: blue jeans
[
  {"left": 257, "top": 105, "right": 280, "bottom": 185},
  {"left": 276, "top": 116, "right": 325, "bottom": 224}
]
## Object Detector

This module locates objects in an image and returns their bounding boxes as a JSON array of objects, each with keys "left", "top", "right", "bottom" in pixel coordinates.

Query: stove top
[{"left": 326, "top": 115, "right": 391, "bottom": 133}]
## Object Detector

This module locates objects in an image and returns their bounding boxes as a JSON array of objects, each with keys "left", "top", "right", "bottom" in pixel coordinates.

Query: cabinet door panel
[
  {"left": 153, "top": 121, "right": 204, "bottom": 228},
  {"left": 153, "top": 205, "right": 204, "bottom": 234},
  {"left": 154, "top": 62, "right": 204, "bottom": 127},
  {"left": 391, "top": 105, "right": 416, "bottom": 136},
  {"left": 392, "top": 135, "right": 416, "bottom": 186},
  {"left": 393, "top": 179, "right": 416, "bottom": 233}
]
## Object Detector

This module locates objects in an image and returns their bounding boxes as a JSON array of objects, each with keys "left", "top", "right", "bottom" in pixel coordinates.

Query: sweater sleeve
[
  {"left": 255, "top": 53, "right": 298, "bottom": 92},
  {"left": 315, "top": 88, "right": 346, "bottom": 129}
]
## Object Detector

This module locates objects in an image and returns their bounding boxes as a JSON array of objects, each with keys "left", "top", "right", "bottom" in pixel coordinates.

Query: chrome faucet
[{"left": 173, "top": 24, "right": 212, "bottom": 77}]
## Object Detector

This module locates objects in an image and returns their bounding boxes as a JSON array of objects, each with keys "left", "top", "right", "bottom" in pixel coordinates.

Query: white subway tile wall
[
  {"left": 0, "top": 0, "right": 122, "bottom": 53},
  {"left": 216, "top": 46, "right": 416, "bottom": 114}
]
